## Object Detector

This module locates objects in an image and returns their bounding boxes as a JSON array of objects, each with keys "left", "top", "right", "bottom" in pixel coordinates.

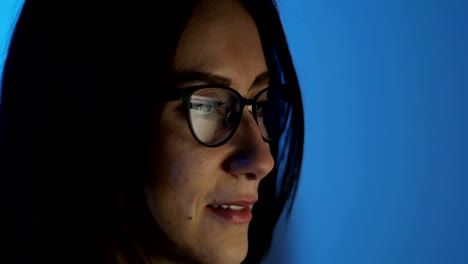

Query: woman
[{"left": 0, "top": 0, "right": 304, "bottom": 263}]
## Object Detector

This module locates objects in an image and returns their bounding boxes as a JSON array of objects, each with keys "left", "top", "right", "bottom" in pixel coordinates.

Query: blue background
[{"left": 1, "top": 1, "right": 467, "bottom": 263}]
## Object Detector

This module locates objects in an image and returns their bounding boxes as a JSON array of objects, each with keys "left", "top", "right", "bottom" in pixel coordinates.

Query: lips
[{"left": 207, "top": 199, "right": 257, "bottom": 224}]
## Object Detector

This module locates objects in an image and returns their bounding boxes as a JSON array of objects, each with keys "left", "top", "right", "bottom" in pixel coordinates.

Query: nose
[{"left": 224, "top": 109, "right": 275, "bottom": 180}]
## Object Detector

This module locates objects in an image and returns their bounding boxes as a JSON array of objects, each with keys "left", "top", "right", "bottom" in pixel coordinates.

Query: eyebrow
[
  {"left": 253, "top": 71, "right": 270, "bottom": 86},
  {"left": 170, "top": 71, "right": 270, "bottom": 87}
]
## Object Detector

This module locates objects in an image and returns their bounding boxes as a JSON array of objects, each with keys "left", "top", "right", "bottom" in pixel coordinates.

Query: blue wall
[
  {"left": 0, "top": 0, "right": 23, "bottom": 94},
  {"left": 267, "top": 1, "right": 468, "bottom": 263},
  {"left": 1, "top": 1, "right": 467, "bottom": 263}
]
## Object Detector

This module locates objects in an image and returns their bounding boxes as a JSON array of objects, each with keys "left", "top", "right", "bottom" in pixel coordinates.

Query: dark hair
[{"left": 0, "top": 0, "right": 304, "bottom": 263}]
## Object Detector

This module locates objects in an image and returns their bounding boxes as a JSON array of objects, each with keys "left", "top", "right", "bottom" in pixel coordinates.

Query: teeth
[
  {"left": 227, "top": 205, "right": 244, "bottom": 210},
  {"left": 212, "top": 205, "right": 245, "bottom": 210}
]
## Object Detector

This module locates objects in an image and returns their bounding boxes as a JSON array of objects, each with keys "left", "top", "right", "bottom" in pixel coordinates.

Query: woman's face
[{"left": 144, "top": 0, "right": 274, "bottom": 263}]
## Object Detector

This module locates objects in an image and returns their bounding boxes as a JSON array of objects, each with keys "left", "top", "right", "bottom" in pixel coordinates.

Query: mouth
[{"left": 206, "top": 200, "right": 257, "bottom": 224}]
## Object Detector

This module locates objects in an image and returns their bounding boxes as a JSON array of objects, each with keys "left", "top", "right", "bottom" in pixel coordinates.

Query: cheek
[
  {"left": 148, "top": 123, "right": 216, "bottom": 224},
  {"left": 152, "top": 110, "right": 201, "bottom": 199},
  {"left": 144, "top": 152, "right": 205, "bottom": 249},
  {"left": 151, "top": 105, "right": 217, "bottom": 202},
  {"left": 150, "top": 153, "right": 202, "bottom": 216},
  {"left": 146, "top": 106, "right": 249, "bottom": 263},
  {"left": 144, "top": 142, "right": 225, "bottom": 260}
]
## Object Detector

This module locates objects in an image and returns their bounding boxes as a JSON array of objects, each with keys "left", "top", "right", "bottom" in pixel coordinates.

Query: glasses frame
[{"left": 159, "top": 84, "right": 290, "bottom": 147}]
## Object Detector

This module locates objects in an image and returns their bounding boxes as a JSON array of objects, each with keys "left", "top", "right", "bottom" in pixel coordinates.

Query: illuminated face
[{"left": 144, "top": 0, "right": 274, "bottom": 263}]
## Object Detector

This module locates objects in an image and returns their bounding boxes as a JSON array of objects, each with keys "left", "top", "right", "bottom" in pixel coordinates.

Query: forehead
[{"left": 172, "top": 0, "right": 267, "bottom": 90}]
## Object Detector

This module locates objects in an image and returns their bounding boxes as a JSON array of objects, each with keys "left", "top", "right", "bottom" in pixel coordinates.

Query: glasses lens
[
  {"left": 255, "top": 88, "right": 291, "bottom": 140},
  {"left": 188, "top": 88, "right": 240, "bottom": 145}
]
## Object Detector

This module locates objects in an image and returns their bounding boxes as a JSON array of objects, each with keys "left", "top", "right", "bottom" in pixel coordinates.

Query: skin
[{"left": 144, "top": 0, "right": 275, "bottom": 263}]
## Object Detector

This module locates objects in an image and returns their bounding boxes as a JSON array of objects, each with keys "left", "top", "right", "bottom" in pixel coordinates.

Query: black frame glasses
[{"left": 160, "top": 84, "right": 291, "bottom": 147}]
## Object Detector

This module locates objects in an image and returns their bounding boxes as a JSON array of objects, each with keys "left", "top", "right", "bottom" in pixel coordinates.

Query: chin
[
  {"left": 193, "top": 239, "right": 249, "bottom": 264},
  {"left": 220, "top": 233, "right": 249, "bottom": 263},
  {"left": 223, "top": 245, "right": 248, "bottom": 264},
  {"left": 207, "top": 250, "right": 248, "bottom": 264}
]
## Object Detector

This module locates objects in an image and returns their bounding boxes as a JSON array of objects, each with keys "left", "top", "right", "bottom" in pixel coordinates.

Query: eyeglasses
[{"left": 160, "top": 84, "right": 291, "bottom": 147}]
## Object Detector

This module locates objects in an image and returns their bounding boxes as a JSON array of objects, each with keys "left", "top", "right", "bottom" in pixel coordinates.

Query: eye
[
  {"left": 189, "top": 95, "right": 225, "bottom": 117},
  {"left": 255, "top": 101, "right": 268, "bottom": 117}
]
